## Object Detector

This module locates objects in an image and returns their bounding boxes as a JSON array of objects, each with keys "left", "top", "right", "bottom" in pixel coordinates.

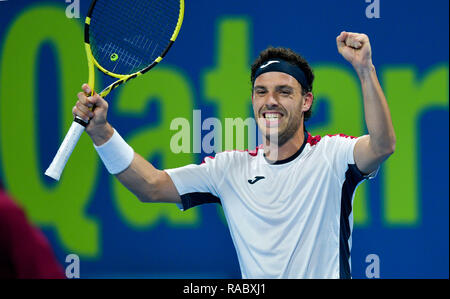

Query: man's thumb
[{"left": 88, "top": 94, "right": 106, "bottom": 108}]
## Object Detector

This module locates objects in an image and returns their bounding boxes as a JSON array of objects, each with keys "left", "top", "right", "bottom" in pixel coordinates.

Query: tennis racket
[{"left": 45, "top": 0, "right": 184, "bottom": 181}]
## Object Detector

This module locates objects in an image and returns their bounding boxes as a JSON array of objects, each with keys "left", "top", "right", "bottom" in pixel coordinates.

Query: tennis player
[{"left": 73, "top": 32, "right": 395, "bottom": 278}]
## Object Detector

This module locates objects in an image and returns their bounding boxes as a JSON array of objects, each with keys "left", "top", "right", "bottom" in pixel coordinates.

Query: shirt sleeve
[
  {"left": 164, "top": 155, "right": 223, "bottom": 211},
  {"left": 323, "top": 134, "right": 378, "bottom": 181}
]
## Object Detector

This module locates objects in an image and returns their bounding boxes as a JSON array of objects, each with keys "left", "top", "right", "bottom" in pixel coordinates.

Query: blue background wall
[{"left": 0, "top": 0, "right": 448, "bottom": 278}]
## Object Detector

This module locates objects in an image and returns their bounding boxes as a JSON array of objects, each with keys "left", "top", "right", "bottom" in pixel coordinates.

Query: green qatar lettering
[
  {"left": 203, "top": 17, "right": 252, "bottom": 225},
  {"left": 112, "top": 67, "right": 199, "bottom": 228},
  {"left": 203, "top": 17, "right": 253, "bottom": 151},
  {"left": 0, "top": 6, "right": 100, "bottom": 256},
  {"left": 309, "top": 65, "right": 369, "bottom": 226},
  {"left": 382, "top": 65, "right": 448, "bottom": 225}
]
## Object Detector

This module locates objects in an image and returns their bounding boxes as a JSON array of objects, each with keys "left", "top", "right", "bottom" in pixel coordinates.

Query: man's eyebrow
[
  {"left": 254, "top": 85, "right": 267, "bottom": 90},
  {"left": 275, "top": 85, "right": 294, "bottom": 92},
  {"left": 253, "top": 85, "right": 295, "bottom": 92}
]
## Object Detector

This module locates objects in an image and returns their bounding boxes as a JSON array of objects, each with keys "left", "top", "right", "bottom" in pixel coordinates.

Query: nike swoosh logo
[
  {"left": 248, "top": 176, "right": 265, "bottom": 184},
  {"left": 260, "top": 60, "right": 280, "bottom": 69}
]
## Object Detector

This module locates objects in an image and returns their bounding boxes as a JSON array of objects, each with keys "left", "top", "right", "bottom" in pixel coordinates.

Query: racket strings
[
  {"left": 93, "top": 0, "right": 175, "bottom": 71},
  {"left": 89, "top": 0, "right": 180, "bottom": 75}
]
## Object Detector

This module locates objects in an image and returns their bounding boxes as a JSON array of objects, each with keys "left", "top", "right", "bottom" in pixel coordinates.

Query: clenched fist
[
  {"left": 336, "top": 31, "right": 374, "bottom": 74},
  {"left": 72, "top": 84, "right": 114, "bottom": 146}
]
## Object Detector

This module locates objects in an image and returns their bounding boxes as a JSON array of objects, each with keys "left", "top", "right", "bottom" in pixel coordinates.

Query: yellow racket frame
[{"left": 84, "top": 0, "right": 185, "bottom": 97}]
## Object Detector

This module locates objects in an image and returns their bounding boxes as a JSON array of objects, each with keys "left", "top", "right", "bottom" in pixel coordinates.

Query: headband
[{"left": 253, "top": 59, "right": 311, "bottom": 92}]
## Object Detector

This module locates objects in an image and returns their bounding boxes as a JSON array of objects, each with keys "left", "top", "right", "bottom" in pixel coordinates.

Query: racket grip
[{"left": 45, "top": 118, "right": 87, "bottom": 181}]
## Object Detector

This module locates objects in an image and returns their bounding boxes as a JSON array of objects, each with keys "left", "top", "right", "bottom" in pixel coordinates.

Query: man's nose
[{"left": 265, "top": 92, "right": 279, "bottom": 108}]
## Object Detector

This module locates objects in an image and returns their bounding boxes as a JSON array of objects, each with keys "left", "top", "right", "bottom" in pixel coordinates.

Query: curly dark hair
[{"left": 251, "top": 47, "right": 315, "bottom": 121}]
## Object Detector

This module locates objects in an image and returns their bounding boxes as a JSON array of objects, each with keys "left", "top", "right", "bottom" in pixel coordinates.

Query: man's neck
[{"left": 264, "top": 123, "right": 306, "bottom": 162}]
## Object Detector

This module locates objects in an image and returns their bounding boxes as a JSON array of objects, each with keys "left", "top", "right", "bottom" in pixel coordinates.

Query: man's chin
[
  {"left": 262, "top": 130, "right": 282, "bottom": 144},
  {"left": 258, "top": 122, "right": 284, "bottom": 133},
  {"left": 262, "top": 127, "right": 301, "bottom": 147}
]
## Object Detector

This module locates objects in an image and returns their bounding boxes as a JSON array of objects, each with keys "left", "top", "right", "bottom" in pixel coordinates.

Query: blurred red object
[{"left": 0, "top": 186, "right": 65, "bottom": 279}]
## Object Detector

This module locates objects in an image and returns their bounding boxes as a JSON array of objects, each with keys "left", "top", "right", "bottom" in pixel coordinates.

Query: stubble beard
[{"left": 262, "top": 112, "right": 303, "bottom": 148}]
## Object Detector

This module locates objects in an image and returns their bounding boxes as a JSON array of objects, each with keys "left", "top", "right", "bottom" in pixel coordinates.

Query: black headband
[{"left": 253, "top": 59, "right": 311, "bottom": 92}]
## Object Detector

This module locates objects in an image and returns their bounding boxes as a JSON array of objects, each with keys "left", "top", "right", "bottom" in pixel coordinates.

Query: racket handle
[{"left": 45, "top": 118, "right": 87, "bottom": 181}]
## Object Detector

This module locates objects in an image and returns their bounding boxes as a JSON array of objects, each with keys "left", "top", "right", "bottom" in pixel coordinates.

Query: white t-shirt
[{"left": 165, "top": 131, "right": 377, "bottom": 279}]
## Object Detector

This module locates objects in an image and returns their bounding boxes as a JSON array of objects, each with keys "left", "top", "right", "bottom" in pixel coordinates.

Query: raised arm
[
  {"left": 73, "top": 84, "right": 181, "bottom": 203},
  {"left": 336, "top": 31, "right": 396, "bottom": 175}
]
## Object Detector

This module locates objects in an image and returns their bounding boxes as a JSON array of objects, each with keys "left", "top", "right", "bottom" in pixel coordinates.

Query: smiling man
[{"left": 73, "top": 31, "right": 396, "bottom": 278}]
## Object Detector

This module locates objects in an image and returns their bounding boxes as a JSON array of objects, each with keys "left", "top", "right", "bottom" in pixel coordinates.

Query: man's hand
[
  {"left": 72, "top": 84, "right": 114, "bottom": 146},
  {"left": 336, "top": 31, "right": 373, "bottom": 74}
]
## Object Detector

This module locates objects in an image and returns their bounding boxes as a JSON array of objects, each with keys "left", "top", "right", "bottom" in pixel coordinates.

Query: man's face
[{"left": 252, "top": 71, "right": 309, "bottom": 146}]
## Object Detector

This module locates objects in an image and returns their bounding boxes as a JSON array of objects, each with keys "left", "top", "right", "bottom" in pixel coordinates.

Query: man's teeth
[{"left": 265, "top": 113, "right": 280, "bottom": 120}]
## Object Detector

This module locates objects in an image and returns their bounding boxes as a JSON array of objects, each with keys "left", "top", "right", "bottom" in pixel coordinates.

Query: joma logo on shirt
[{"left": 248, "top": 176, "right": 265, "bottom": 184}]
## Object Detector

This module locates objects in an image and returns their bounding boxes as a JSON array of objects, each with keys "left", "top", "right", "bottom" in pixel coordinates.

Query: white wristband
[{"left": 94, "top": 129, "right": 134, "bottom": 174}]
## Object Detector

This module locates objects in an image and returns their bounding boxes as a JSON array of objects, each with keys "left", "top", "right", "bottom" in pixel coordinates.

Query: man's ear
[{"left": 302, "top": 92, "right": 314, "bottom": 112}]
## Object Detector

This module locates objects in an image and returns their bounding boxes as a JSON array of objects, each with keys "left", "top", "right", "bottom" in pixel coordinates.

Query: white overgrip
[{"left": 45, "top": 120, "right": 86, "bottom": 181}]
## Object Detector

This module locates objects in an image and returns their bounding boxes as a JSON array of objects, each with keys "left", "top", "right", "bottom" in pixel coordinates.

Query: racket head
[{"left": 84, "top": 0, "right": 184, "bottom": 91}]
